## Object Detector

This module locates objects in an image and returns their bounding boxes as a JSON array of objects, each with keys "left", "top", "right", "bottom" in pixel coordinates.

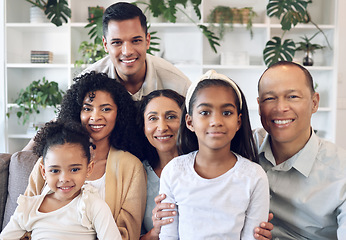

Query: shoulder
[
  {"left": 162, "top": 152, "right": 195, "bottom": 175},
  {"left": 107, "top": 147, "right": 145, "bottom": 175},
  {"left": 146, "top": 54, "right": 190, "bottom": 82},
  {"left": 82, "top": 55, "right": 112, "bottom": 74},
  {"left": 16, "top": 194, "right": 43, "bottom": 212},
  {"left": 236, "top": 155, "right": 268, "bottom": 181},
  {"left": 316, "top": 137, "right": 346, "bottom": 173}
]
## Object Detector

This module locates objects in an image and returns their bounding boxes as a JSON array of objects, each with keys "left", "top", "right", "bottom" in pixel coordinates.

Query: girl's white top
[
  {"left": 159, "top": 151, "right": 270, "bottom": 240},
  {"left": 0, "top": 184, "right": 121, "bottom": 240}
]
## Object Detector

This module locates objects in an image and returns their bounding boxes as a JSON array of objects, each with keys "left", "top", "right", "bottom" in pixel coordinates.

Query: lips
[
  {"left": 58, "top": 186, "right": 74, "bottom": 192},
  {"left": 273, "top": 119, "right": 293, "bottom": 125},
  {"left": 89, "top": 124, "right": 105, "bottom": 132},
  {"left": 121, "top": 58, "right": 137, "bottom": 64},
  {"left": 155, "top": 135, "right": 173, "bottom": 140}
]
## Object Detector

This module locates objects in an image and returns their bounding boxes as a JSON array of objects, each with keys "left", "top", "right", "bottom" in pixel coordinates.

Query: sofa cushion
[
  {"left": 2, "top": 151, "right": 38, "bottom": 230},
  {"left": 0, "top": 153, "right": 11, "bottom": 229}
]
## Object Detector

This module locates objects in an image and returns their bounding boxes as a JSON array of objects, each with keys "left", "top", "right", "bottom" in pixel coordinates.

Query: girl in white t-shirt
[
  {"left": 159, "top": 70, "right": 270, "bottom": 239},
  {"left": 0, "top": 121, "right": 121, "bottom": 240}
]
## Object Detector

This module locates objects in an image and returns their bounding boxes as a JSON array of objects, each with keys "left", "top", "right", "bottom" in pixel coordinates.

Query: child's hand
[
  {"left": 151, "top": 194, "right": 176, "bottom": 236},
  {"left": 254, "top": 213, "right": 274, "bottom": 240}
]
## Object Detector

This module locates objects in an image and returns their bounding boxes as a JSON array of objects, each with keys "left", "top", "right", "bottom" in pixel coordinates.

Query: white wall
[
  {"left": 335, "top": 0, "right": 346, "bottom": 149},
  {"left": 0, "top": 0, "right": 6, "bottom": 152}
]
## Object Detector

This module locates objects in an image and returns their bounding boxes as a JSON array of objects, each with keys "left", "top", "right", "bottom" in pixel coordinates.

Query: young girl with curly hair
[
  {"left": 1, "top": 120, "right": 121, "bottom": 239},
  {"left": 25, "top": 71, "right": 146, "bottom": 240}
]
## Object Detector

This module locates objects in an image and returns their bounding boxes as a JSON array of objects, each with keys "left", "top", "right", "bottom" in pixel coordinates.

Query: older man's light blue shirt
[{"left": 254, "top": 128, "right": 346, "bottom": 240}]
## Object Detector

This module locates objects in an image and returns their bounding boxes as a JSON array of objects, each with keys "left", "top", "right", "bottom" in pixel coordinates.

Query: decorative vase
[
  {"left": 30, "top": 6, "right": 49, "bottom": 23},
  {"left": 303, "top": 51, "right": 313, "bottom": 66}
]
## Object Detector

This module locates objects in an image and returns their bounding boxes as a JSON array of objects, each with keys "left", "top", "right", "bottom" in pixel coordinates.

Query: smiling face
[
  {"left": 144, "top": 96, "right": 181, "bottom": 156},
  {"left": 258, "top": 64, "right": 319, "bottom": 147},
  {"left": 40, "top": 143, "right": 93, "bottom": 202},
  {"left": 186, "top": 86, "right": 242, "bottom": 152},
  {"left": 102, "top": 17, "right": 150, "bottom": 83},
  {"left": 80, "top": 90, "right": 117, "bottom": 144}
]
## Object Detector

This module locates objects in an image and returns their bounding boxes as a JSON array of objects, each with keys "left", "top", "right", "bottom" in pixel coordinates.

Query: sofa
[{"left": 0, "top": 151, "right": 38, "bottom": 230}]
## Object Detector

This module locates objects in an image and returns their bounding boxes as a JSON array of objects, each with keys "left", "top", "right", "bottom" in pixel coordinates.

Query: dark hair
[
  {"left": 58, "top": 71, "right": 144, "bottom": 159},
  {"left": 33, "top": 120, "right": 92, "bottom": 163},
  {"left": 178, "top": 79, "right": 259, "bottom": 163},
  {"left": 258, "top": 61, "right": 315, "bottom": 94},
  {"left": 138, "top": 89, "right": 185, "bottom": 169},
  {"left": 103, "top": 2, "right": 147, "bottom": 37}
]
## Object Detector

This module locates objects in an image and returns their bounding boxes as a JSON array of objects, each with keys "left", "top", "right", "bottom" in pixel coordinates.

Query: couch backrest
[
  {"left": 1, "top": 151, "right": 38, "bottom": 230},
  {"left": 0, "top": 153, "right": 11, "bottom": 229}
]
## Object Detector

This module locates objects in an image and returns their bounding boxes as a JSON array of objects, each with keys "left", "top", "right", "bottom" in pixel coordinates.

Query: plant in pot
[
  {"left": 295, "top": 33, "right": 325, "bottom": 66},
  {"left": 207, "top": 6, "right": 257, "bottom": 40},
  {"left": 263, "top": 0, "right": 331, "bottom": 67},
  {"left": 25, "top": 0, "right": 71, "bottom": 26},
  {"left": 6, "top": 77, "right": 65, "bottom": 130},
  {"left": 133, "top": 0, "right": 220, "bottom": 53}
]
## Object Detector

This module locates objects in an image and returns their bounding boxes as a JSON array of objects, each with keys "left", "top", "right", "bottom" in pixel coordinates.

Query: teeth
[
  {"left": 156, "top": 136, "right": 171, "bottom": 140},
  {"left": 274, "top": 119, "right": 293, "bottom": 124},
  {"left": 122, "top": 59, "right": 136, "bottom": 63},
  {"left": 60, "top": 187, "right": 71, "bottom": 190},
  {"left": 91, "top": 125, "right": 104, "bottom": 129}
]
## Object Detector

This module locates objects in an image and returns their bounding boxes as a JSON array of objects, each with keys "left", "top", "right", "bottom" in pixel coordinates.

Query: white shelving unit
[{"left": 2, "top": 0, "right": 338, "bottom": 153}]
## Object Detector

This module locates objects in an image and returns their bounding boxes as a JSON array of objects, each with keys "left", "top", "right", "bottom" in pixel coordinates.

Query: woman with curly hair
[{"left": 25, "top": 71, "right": 147, "bottom": 240}]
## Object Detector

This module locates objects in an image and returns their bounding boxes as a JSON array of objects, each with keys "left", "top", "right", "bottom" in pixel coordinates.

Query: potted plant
[
  {"left": 207, "top": 6, "right": 257, "bottom": 39},
  {"left": 25, "top": 0, "right": 71, "bottom": 27},
  {"left": 295, "top": 33, "right": 325, "bottom": 66},
  {"left": 7, "top": 77, "right": 65, "bottom": 128},
  {"left": 263, "top": 0, "right": 331, "bottom": 67},
  {"left": 134, "top": 0, "right": 220, "bottom": 53}
]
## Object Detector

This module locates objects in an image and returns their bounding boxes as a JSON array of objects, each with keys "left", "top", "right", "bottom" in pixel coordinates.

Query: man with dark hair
[
  {"left": 83, "top": 2, "right": 191, "bottom": 101},
  {"left": 254, "top": 61, "right": 346, "bottom": 239}
]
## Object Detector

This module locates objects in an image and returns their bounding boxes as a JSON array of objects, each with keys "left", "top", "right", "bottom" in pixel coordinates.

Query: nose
[
  {"left": 90, "top": 110, "right": 102, "bottom": 121},
  {"left": 210, "top": 113, "right": 223, "bottom": 127},
  {"left": 275, "top": 98, "right": 289, "bottom": 112},
  {"left": 59, "top": 172, "right": 71, "bottom": 183},
  {"left": 122, "top": 41, "right": 134, "bottom": 56},
  {"left": 157, "top": 118, "right": 168, "bottom": 132}
]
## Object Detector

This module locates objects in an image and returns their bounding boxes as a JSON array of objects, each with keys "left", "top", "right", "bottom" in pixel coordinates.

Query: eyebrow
[
  {"left": 196, "top": 103, "right": 236, "bottom": 108},
  {"left": 111, "top": 35, "right": 144, "bottom": 41},
  {"left": 47, "top": 164, "right": 83, "bottom": 168},
  {"left": 146, "top": 110, "right": 179, "bottom": 116}
]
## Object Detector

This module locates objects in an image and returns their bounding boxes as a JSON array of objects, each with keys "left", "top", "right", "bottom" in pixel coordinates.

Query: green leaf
[
  {"left": 86, "top": 6, "right": 104, "bottom": 44},
  {"left": 263, "top": 36, "right": 296, "bottom": 67},
  {"left": 198, "top": 25, "right": 220, "bottom": 53},
  {"left": 267, "top": 0, "right": 310, "bottom": 31},
  {"left": 45, "top": 0, "right": 71, "bottom": 27}
]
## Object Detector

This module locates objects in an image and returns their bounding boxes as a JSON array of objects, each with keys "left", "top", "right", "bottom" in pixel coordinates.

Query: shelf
[
  {"left": 7, "top": 63, "right": 69, "bottom": 68},
  {"left": 8, "top": 134, "right": 35, "bottom": 139}
]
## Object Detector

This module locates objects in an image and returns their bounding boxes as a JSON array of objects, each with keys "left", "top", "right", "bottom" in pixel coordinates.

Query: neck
[
  {"left": 115, "top": 62, "right": 147, "bottom": 95},
  {"left": 270, "top": 128, "right": 312, "bottom": 165},
  {"left": 92, "top": 138, "right": 111, "bottom": 162},
  {"left": 154, "top": 149, "right": 178, "bottom": 178}
]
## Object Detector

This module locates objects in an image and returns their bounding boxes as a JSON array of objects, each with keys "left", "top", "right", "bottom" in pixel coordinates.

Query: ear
[
  {"left": 102, "top": 36, "right": 108, "bottom": 53},
  {"left": 185, "top": 113, "right": 195, "bottom": 132},
  {"left": 146, "top": 32, "right": 151, "bottom": 51},
  {"left": 311, "top": 92, "right": 320, "bottom": 114},
  {"left": 236, "top": 113, "right": 242, "bottom": 132},
  {"left": 40, "top": 162, "right": 47, "bottom": 181},
  {"left": 86, "top": 161, "right": 94, "bottom": 178}
]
